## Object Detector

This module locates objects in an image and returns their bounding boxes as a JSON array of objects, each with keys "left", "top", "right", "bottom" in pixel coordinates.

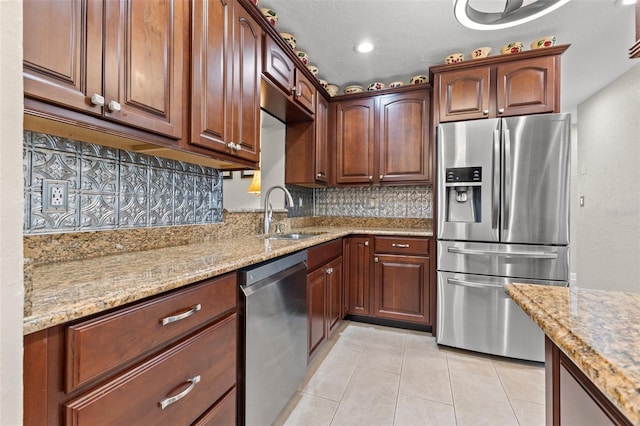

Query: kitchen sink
[{"left": 267, "top": 233, "right": 320, "bottom": 240}]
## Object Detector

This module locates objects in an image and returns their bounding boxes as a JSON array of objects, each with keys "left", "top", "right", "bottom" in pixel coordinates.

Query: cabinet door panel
[
  {"left": 232, "top": 4, "right": 262, "bottom": 162},
  {"left": 335, "top": 99, "right": 376, "bottom": 184},
  {"left": 263, "top": 36, "right": 295, "bottom": 94},
  {"left": 294, "top": 70, "right": 316, "bottom": 114},
  {"left": 326, "top": 257, "right": 343, "bottom": 336},
  {"left": 314, "top": 95, "right": 329, "bottom": 183},
  {"left": 307, "top": 268, "right": 327, "bottom": 358},
  {"left": 23, "top": 0, "right": 102, "bottom": 115},
  {"left": 497, "top": 56, "right": 558, "bottom": 116},
  {"left": 378, "top": 90, "right": 430, "bottom": 183},
  {"left": 346, "top": 237, "right": 372, "bottom": 315},
  {"left": 104, "top": 0, "right": 184, "bottom": 138},
  {"left": 438, "top": 67, "right": 491, "bottom": 122},
  {"left": 373, "top": 255, "right": 429, "bottom": 324},
  {"left": 191, "top": 0, "right": 232, "bottom": 151}
]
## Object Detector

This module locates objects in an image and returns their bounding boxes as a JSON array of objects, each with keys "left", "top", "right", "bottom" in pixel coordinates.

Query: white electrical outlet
[{"left": 42, "top": 179, "right": 69, "bottom": 212}]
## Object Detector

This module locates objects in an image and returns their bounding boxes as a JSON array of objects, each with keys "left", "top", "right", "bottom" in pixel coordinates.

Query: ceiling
[{"left": 260, "top": 0, "right": 638, "bottom": 118}]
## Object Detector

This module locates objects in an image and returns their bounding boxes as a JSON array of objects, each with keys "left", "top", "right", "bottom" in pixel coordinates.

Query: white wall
[
  {"left": 223, "top": 112, "right": 286, "bottom": 210},
  {"left": 575, "top": 63, "right": 640, "bottom": 291},
  {"left": 0, "top": 0, "right": 24, "bottom": 424}
]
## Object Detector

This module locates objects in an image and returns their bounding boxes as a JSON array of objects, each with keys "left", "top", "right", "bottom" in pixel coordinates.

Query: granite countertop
[
  {"left": 507, "top": 284, "right": 640, "bottom": 425},
  {"left": 24, "top": 226, "right": 431, "bottom": 335}
]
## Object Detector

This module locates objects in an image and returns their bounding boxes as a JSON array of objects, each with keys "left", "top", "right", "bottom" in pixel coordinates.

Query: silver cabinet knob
[
  {"left": 364, "top": 241, "right": 369, "bottom": 246},
  {"left": 379, "top": 174, "right": 384, "bottom": 180},
  {"left": 316, "top": 173, "right": 322, "bottom": 178},
  {"left": 108, "top": 100, "right": 121, "bottom": 112},
  {"left": 90, "top": 94, "right": 105, "bottom": 107},
  {"left": 227, "top": 142, "right": 236, "bottom": 150},
  {"left": 374, "top": 257, "right": 379, "bottom": 263},
  {"left": 235, "top": 143, "right": 242, "bottom": 151},
  {"left": 483, "top": 109, "right": 489, "bottom": 115},
  {"left": 498, "top": 108, "right": 505, "bottom": 114},
  {"left": 368, "top": 176, "right": 373, "bottom": 181}
]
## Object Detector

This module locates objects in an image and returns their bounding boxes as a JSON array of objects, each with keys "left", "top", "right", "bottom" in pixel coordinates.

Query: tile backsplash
[
  {"left": 23, "top": 132, "right": 223, "bottom": 234},
  {"left": 314, "top": 186, "right": 432, "bottom": 218}
]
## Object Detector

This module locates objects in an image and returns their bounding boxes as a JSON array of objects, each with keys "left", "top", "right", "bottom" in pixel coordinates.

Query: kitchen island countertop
[
  {"left": 24, "top": 226, "right": 431, "bottom": 335},
  {"left": 507, "top": 283, "right": 640, "bottom": 425}
]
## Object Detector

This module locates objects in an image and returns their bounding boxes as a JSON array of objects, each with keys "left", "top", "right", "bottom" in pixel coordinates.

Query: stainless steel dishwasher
[{"left": 238, "top": 250, "right": 308, "bottom": 426}]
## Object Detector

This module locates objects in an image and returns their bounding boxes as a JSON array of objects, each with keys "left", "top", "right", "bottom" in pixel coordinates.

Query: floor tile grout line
[
  {"left": 445, "top": 350, "right": 460, "bottom": 425},
  {"left": 492, "top": 357, "right": 523, "bottom": 426}
]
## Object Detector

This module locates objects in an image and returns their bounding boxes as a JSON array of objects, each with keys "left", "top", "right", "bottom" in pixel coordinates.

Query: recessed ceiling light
[
  {"left": 355, "top": 42, "right": 374, "bottom": 53},
  {"left": 621, "top": 0, "right": 636, "bottom": 5},
  {"left": 454, "top": 0, "right": 572, "bottom": 31}
]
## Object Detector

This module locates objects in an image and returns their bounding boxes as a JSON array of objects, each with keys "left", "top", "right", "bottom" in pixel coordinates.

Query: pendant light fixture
[
  {"left": 247, "top": 170, "right": 261, "bottom": 196},
  {"left": 454, "top": 0, "right": 571, "bottom": 30}
]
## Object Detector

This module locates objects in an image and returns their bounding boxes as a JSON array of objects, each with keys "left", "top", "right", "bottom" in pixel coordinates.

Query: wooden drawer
[
  {"left": 66, "top": 273, "right": 237, "bottom": 392},
  {"left": 307, "top": 238, "right": 343, "bottom": 272},
  {"left": 374, "top": 236, "right": 430, "bottom": 256},
  {"left": 192, "top": 388, "right": 236, "bottom": 426},
  {"left": 64, "top": 314, "right": 237, "bottom": 426}
]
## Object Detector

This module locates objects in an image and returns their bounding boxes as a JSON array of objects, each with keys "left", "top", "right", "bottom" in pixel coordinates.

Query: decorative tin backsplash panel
[
  {"left": 285, "top": 185, "right": 314, "bottom": 218},
  {"left": 23, "top": 132, "right": 223, "bottom": 234},
  {"left": 314, "top": 186, "right": 432, "bottom": 218}
]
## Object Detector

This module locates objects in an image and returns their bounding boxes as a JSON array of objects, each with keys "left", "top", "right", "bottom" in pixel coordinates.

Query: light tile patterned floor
[{"left": 277, "top": 321, "right": 545, "bottom": 426}]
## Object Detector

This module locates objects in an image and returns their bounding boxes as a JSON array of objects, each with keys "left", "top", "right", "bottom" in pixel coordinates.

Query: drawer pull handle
[
  {"left": 161, "top": 304, "right": 202, "bottom": 326},
  {"left": 159, "top": 375, "right": 201, "bottom": 409},
  {"left": 392, "top": 243, "right": 410, "bottom": 248}
]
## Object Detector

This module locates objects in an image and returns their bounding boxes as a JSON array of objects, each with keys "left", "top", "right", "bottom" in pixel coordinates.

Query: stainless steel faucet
[{"left": 263, "top": 185, "right": 294, "bottom": 234}]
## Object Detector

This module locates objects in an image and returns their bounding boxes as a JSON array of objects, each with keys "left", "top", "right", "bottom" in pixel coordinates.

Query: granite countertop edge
[
  {"left": 24, "top": 227, "right": 432, "bottom": 335},
  {"left": 506, "top": 283, "right": 640, "bottom": 425}
]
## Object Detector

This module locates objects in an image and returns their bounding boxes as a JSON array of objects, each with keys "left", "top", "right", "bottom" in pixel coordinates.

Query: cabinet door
[
  {"left": 438, "top": 67, "right": 491, "bottom": 122},
  {"left": 262, "top": 35, "right": 295, "bottom": 95},
  {"left": 190, "top": 0, "right": 232, "bottom": 152},
  {"left": 294, "top": 69, "right": 316, "bottom": 114},
  {"left": 326, "top": 257, "right": 343, "bottom": 337},
  {"left": 377, "top": 90, "right": 431, "bottom": 183},
  {"left": 346, "top": 237, "right": 372, "bottom": 315},
  {"left": 373, "top": 254, "right": 429, "bottom": 324},
  {"left": 307, "top": 267, "right": 327, "bottom": 359},
  {"left": 23, "top": 0, "right": 103, "bottom": 116},
  {"left": 231, "top": 2, "right": 262, "bottom": 162},
  {"left": 314, "top": 95, "right": 329, "bottom": 184},
  {"left": 334, "top": 98, "right": 376, "bottom": 184},
  {"left": 497, "top": 56, "right": 558, "bottom": 117},
  {"left": 103, "top": 0, "right": 185, "bottom": 138}
]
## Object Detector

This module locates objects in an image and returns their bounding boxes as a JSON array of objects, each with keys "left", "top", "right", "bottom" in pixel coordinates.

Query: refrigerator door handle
[
  {"left": 447, "top": 246, "right": 558, "bottom": 259},
  {"left": 502, "top": 127, "right": 512, "bottom": 234},
  {"left": 492, "top": 129, "right": 501, "bottom": 235},
  {"left": 447, "top": 278, "right": 506, "bottom": 292}
]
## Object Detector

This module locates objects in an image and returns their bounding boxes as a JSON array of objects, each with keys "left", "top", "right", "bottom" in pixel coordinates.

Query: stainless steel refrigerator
[{"left": 436, "top": 113, "right": 571, "bottom": 362}]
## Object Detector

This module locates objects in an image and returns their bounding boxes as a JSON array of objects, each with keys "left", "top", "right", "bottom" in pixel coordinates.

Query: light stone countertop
[
  {"left": 507, "top": 283, "right": 640, "bottom": 425},
  {"left": 24, "top": 226, "right": 432, "bottom": 335}
]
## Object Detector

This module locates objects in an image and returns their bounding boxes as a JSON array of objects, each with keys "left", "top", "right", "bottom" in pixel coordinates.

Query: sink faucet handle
[{"left": 275, "top": 223, "right": 284, "bottom": 234}]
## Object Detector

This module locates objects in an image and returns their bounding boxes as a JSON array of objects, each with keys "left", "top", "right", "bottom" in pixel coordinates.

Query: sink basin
[{"left": 267, "top": 233, "right": 320, "bottom": 240}]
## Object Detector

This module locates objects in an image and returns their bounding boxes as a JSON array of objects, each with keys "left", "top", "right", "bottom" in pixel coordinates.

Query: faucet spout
[{"left": 263, "top": 185, "right": 294, "bottom": 234}]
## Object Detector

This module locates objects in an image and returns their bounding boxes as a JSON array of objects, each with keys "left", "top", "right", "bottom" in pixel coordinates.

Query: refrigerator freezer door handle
[
  {"left": 492, "top": 129, "right": 501, "bottom": 235},
  {"left": 447, "top": 278, "right": 506, "bottom": 292},
  {"left": 447, "top": 246, "right": 558, "bottom": 259},
  {"left": 502, "top": 128, "right": 512, "bottom": 234}
]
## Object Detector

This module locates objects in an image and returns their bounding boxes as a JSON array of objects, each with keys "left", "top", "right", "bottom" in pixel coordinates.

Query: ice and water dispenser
[{"left": 444, "top": 167, "right": 482, "bottom": 223}]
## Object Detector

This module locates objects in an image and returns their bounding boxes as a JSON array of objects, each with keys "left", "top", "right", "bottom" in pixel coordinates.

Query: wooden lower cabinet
[
  {"left": 345, "top": 235, "right": 433, "bottom": 326},
  {"left": 307, "top": 239, "right": 344, "bottom": 360},
  {"left": 373, "top": 254, "right": 429, "bottom": 324},
  {"left": 546, "top": 337, "right": 632, "bottom": 425},
  {"left": 24, "top": 273, "right": 238, "bottom": 426}
]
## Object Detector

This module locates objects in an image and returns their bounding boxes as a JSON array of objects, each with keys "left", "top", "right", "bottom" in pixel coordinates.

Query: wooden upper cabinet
[
  {"left": 314, "top": 95, "right": 330, "bottom": 184},
  {"left": 231, "top": 1, "right": 262, "bottom": 163},
  {"left": 294, "top": 69, "right": 316, "bottom": 114},
  {"left": 438, "top": 67, "right": 491, "bottom": 121},
  {"left": 432, "top": 45, "right": 568, "bottom": 123},
  {"left": 23, "top": 0, "right": 102, "bottom": 116},
  {"left": 496, "top": 56, "right": 558, "bottom": 117},
  {"left": 103, "top": 0, "right": 184, "bottom": 138},
  {"left": 23, "top": 0, "right": 184, "bottom": 139},
  {"left": 334, "top": 98, "right": 376, "bottom": 184},
  {"left": 190, "top": 0, "right": 261, "bottom": 163},
  {"left": 378, "top": 90, "right": 431, "bottom": 183},
  {"left": 263, "top": 35, "right": 296, "bottom": 95},
  {"left": 190, "top": 0, "right": 232, "bottom": 153}
]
